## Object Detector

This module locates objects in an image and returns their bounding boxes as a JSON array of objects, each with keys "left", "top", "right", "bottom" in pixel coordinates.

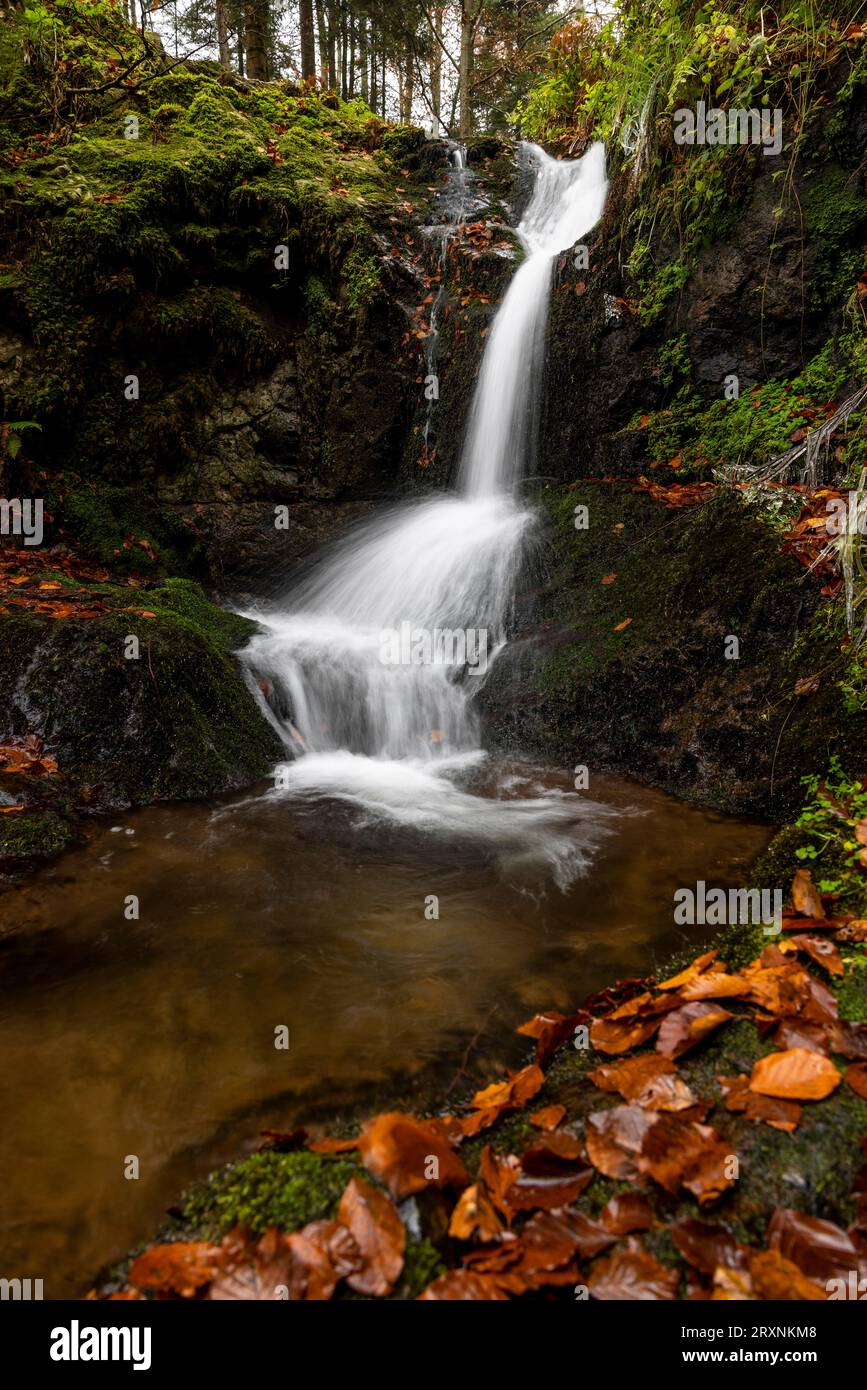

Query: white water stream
[{"left": 241, "top": 142, "right": 609, "bottom": 885}]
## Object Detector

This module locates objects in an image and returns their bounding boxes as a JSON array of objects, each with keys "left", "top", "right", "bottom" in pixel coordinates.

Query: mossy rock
[{"left": 0, "top": 579, "right": 281, "bottom": 812}]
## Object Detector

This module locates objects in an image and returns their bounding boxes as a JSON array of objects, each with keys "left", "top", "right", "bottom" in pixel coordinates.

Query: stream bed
[{"left": 0, "top": 762, "right": 770, "bottom": 1297}]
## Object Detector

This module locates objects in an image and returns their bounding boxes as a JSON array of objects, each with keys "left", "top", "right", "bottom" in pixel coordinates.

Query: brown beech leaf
[
  {"left": 637, "top": 1113, "right": 735, "bottom": 1207},
  {"left": 656, "top": 1001, "right": 732, "bottom": 1058},
  {"left": 307, "top": 1136, "right": 359, "bottom": 1154},
  {"left": 206, "top": 1228, "right": 300, "bottom": 1302},
  {"left": 520, "top": 1131, "right": 587, "bottom": 1175},
  {"left": 589, "top": 1053, "right": 697, "bottom": 1111},
  {"left": 458, "top": 1106, "right": 501, "bottom": 1137},
  {"left": 530, "top": 1104, "right": 566, "bottom": 1131},
  {"left": 781, "top": 934, "right": 844, "bottom": 976},
  {"left": 749, "top": 1249, "right": 826, "bottom": 1300},
  {"left": 679, "top": 969, "right": 748, "bottom": 1001},
  {"left": 845, "top": 1063, "right": 867, "bottom": 1099},
  {"left": 505, "top": 1165, "right": 594, "bottom": 1214},
  {"left": 479, "top": 1145, "right": 520, "bottom": 1217},
  {"left": 749, "top": 1048, "right": 841, "bottom": 1101},
  {"left": 712, "top": 1265, "right": 754, "bottom": 1300},
  {"left": 671, "top": 1219, "right": 749, "bottom": 1276},
  {"left": 468, "top": 1063, "right": 544, "bottom": 1112},
  {"left": 589, "top": 1053, "right": 675, "bottom": 1098},
  {"left": 448, "top": 1183, "right": 504, "bottom": 1242},
  {"left": 517, "top": 1010, "right": 588, "bottom": 1066},
  {"left": 337, "top": 1176, "right": 405, "bottom": 1297},
  {"left": 587, "top": 1241, "right": 679, "bottom": 1300},
  {"left": 719, "top": 1074, "right": 802, "bottom": 1132},
  {"left": 599, "top": 1192, "right": 654, "bottom": 1236},
  {"left": 768, "top": 1207, "right": 863, "bottom": 1285},
  {"left": 419, "top": 1270, "right": 509, "bottom": 1299},
  {"left": 773, "top": 1018, "right": 829, "bottom": 1054},
  {"left": 791, "top": 868, "right": 825, "bottom": 920},
  {"left": 585, "top": 1104, "right": 656, "bottom": 1180},
  {"left": 656, "top": 951, "right": 718, "bottom": 991},
  {"left": 589, "top": 1014, "right": 660, "bottom": 1055},
  {"left": 129, "top": 1240, "right": 220, "bottom": 1298},
  {"left": 358, "top": 1112, "right": 468, "bottom": 1199}
]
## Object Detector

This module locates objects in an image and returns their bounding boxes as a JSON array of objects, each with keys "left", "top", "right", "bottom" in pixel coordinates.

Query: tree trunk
[
  {"left": 325, "top": 2, "right": 337, "bottom": 91},
  {"left": 299, "top": 0, "right": 316, "bottom": 82},
  {"left": 459, "top": 0, "right": 478, "bottom": 138},
  {"left": 245, "top": 0, "right": 269, "bottom": 80},
  {"left": 380, "top": 52, "right": 386, "bottom": 119},
  {"left": 405, "top": 55, "right": 414, "bottom": 125},
  {"left": 237, "top": 16, "right": 246, "bottom": 76},
  {"left": 360, "top": 17, "right": 368, "bottom": 103},
  {"left": 216, "top": 0, "right": 230, "bottom": 71},
  {"left": 316, "top": 1, "right": 328, "bottom": 83},
  {"left": 347, "top": 15, "right": 356, "bottom": 97},
  {"left": 430, "top": 7, "right": 443, "bottom": 135}
]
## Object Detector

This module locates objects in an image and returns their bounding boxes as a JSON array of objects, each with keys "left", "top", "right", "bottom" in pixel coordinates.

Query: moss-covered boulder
[
  {"left": 0, "top": 578, "right": 281, "bottom": 874},
  {"left": 480, "top": 483, "right": 867, "bottom": 821}
]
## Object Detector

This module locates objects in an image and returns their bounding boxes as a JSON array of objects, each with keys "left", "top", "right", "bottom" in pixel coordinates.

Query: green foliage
[
  {"left": 794, "top": 756, "right": 867, "bottom": 902},
  {"left": 635, "top": 332, "right": 863, "bottom": 473}
]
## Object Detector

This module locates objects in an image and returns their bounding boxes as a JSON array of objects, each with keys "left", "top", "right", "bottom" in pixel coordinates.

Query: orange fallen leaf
[
  {"left": 613, "top": 617, "right": 632, "bottom": 631},
  {"left": 530, "top": 1104, "right": 566, "bottom": 1131},
  {"left": 791, "top": 868, "right": 825, "bottom": 920},
  {"left": 749, "top": 1048, "right": 841, "bottom": 1101},
  {"left": 337, "top": 1176, "right": 404, "bottom": 1297},
  {"left": 357, "top": 1112, "right": 468, "bottom": 1199},
  {"left": 129, "top": 1240, "right": 220, "bottom": 1297}
]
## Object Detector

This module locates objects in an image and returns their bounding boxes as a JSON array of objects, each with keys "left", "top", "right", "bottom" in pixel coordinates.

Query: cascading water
[{"left": 241, "top": 141, "right": 610, "bottom": 885}]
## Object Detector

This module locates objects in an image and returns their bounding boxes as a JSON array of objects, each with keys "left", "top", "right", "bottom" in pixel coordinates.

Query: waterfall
[
  {"left": 460, "top": 142, "right": 608, "bottom": 496},
  {"left": 240, "top": 141, "right": 609, "bottom": 884}
]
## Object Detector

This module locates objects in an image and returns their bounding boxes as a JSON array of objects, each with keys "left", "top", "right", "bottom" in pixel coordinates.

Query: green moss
[
  {"left": 400, "top": 1235, "right": 445, "bottom": 1298},
  {"left": 344, "top": 247, "right": 380, "bottom": 314},
  {"left": 803, "top": 167, "right": 867, "bottom": 312},
  {"left": 0, "top": 809, "right": 73, "bottom": 866},
  {"left": 181, "top": 1150, "right": 360, "bottom": 1239}
]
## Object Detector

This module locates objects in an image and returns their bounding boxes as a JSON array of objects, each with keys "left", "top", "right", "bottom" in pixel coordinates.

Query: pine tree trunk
[
  {"left": 459, "top": 0, "right": 477, "bottom": 139},
  {"left": 299, "top": 0, "right": 316, "bottom": 82},
  {"left": 245, "top": 0, "right": 269, "bottom": 80},
  {"left": 216, "top": 0, "right": 230, "bottom": 71},
  {"left": 430, "top": 7, "right": 443, "bottom": 135},
  {"left": 360, "top": 17, "right": 368, "bottom": 103}
]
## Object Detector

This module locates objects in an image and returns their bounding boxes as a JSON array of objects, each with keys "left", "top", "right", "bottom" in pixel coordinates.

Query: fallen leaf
[
  {"left": 670, "top": 1219, "right": 748, "bottom": 1275},
  {"left": 749, "top": 1248, "right": 826, "bottom": 1300},
  {"left": 358, "top": 1113, "right": 468, "bottom": 1199},
  {"left": 419, "top": 1270, "right": 508, "bottom": 1299},
  {"left": 530, "top": 1104, "right": 566, "bottom": 1131},
  {"left": 845, "top": 1063, "right": 867, "bottom": 1099},
  {"left": 130, "top": 1240, "right": 220, "bottom": 1297},
  {"left": 656, "top": 1002, "right": 732, "bottom": 1058},
  {"left": 599, "top": 1192, "right": 654, "bottom": 1236},
  {"left": 749, "top": 1048, "right": 841, "bottom": 1101},
  {"left": 448, "top": 1183, "right": 504, "bottom": 1242},
  {"left": 587, "top": 1242, "right": 679, "bottom": 1300},
  {"left": 791, "top": 868, "right": 825, "bottom": 920},
  {"left": 337, "top": 1176, "right": 405, "bottom": 1297}
]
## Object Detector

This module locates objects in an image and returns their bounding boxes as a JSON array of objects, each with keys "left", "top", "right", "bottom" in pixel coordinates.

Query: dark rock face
[{"left": 478, "top": 486, "right": 867, "bottom": 822}]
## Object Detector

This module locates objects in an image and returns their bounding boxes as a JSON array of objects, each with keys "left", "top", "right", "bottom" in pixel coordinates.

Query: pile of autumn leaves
[{"left": 107, "top": 873, "right": 867, "bottom": 1302}]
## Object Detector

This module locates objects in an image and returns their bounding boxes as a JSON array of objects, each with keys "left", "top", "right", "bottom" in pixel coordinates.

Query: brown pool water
[{"left": 0, "top": 763, "right": 770, "bottom": 1297}]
